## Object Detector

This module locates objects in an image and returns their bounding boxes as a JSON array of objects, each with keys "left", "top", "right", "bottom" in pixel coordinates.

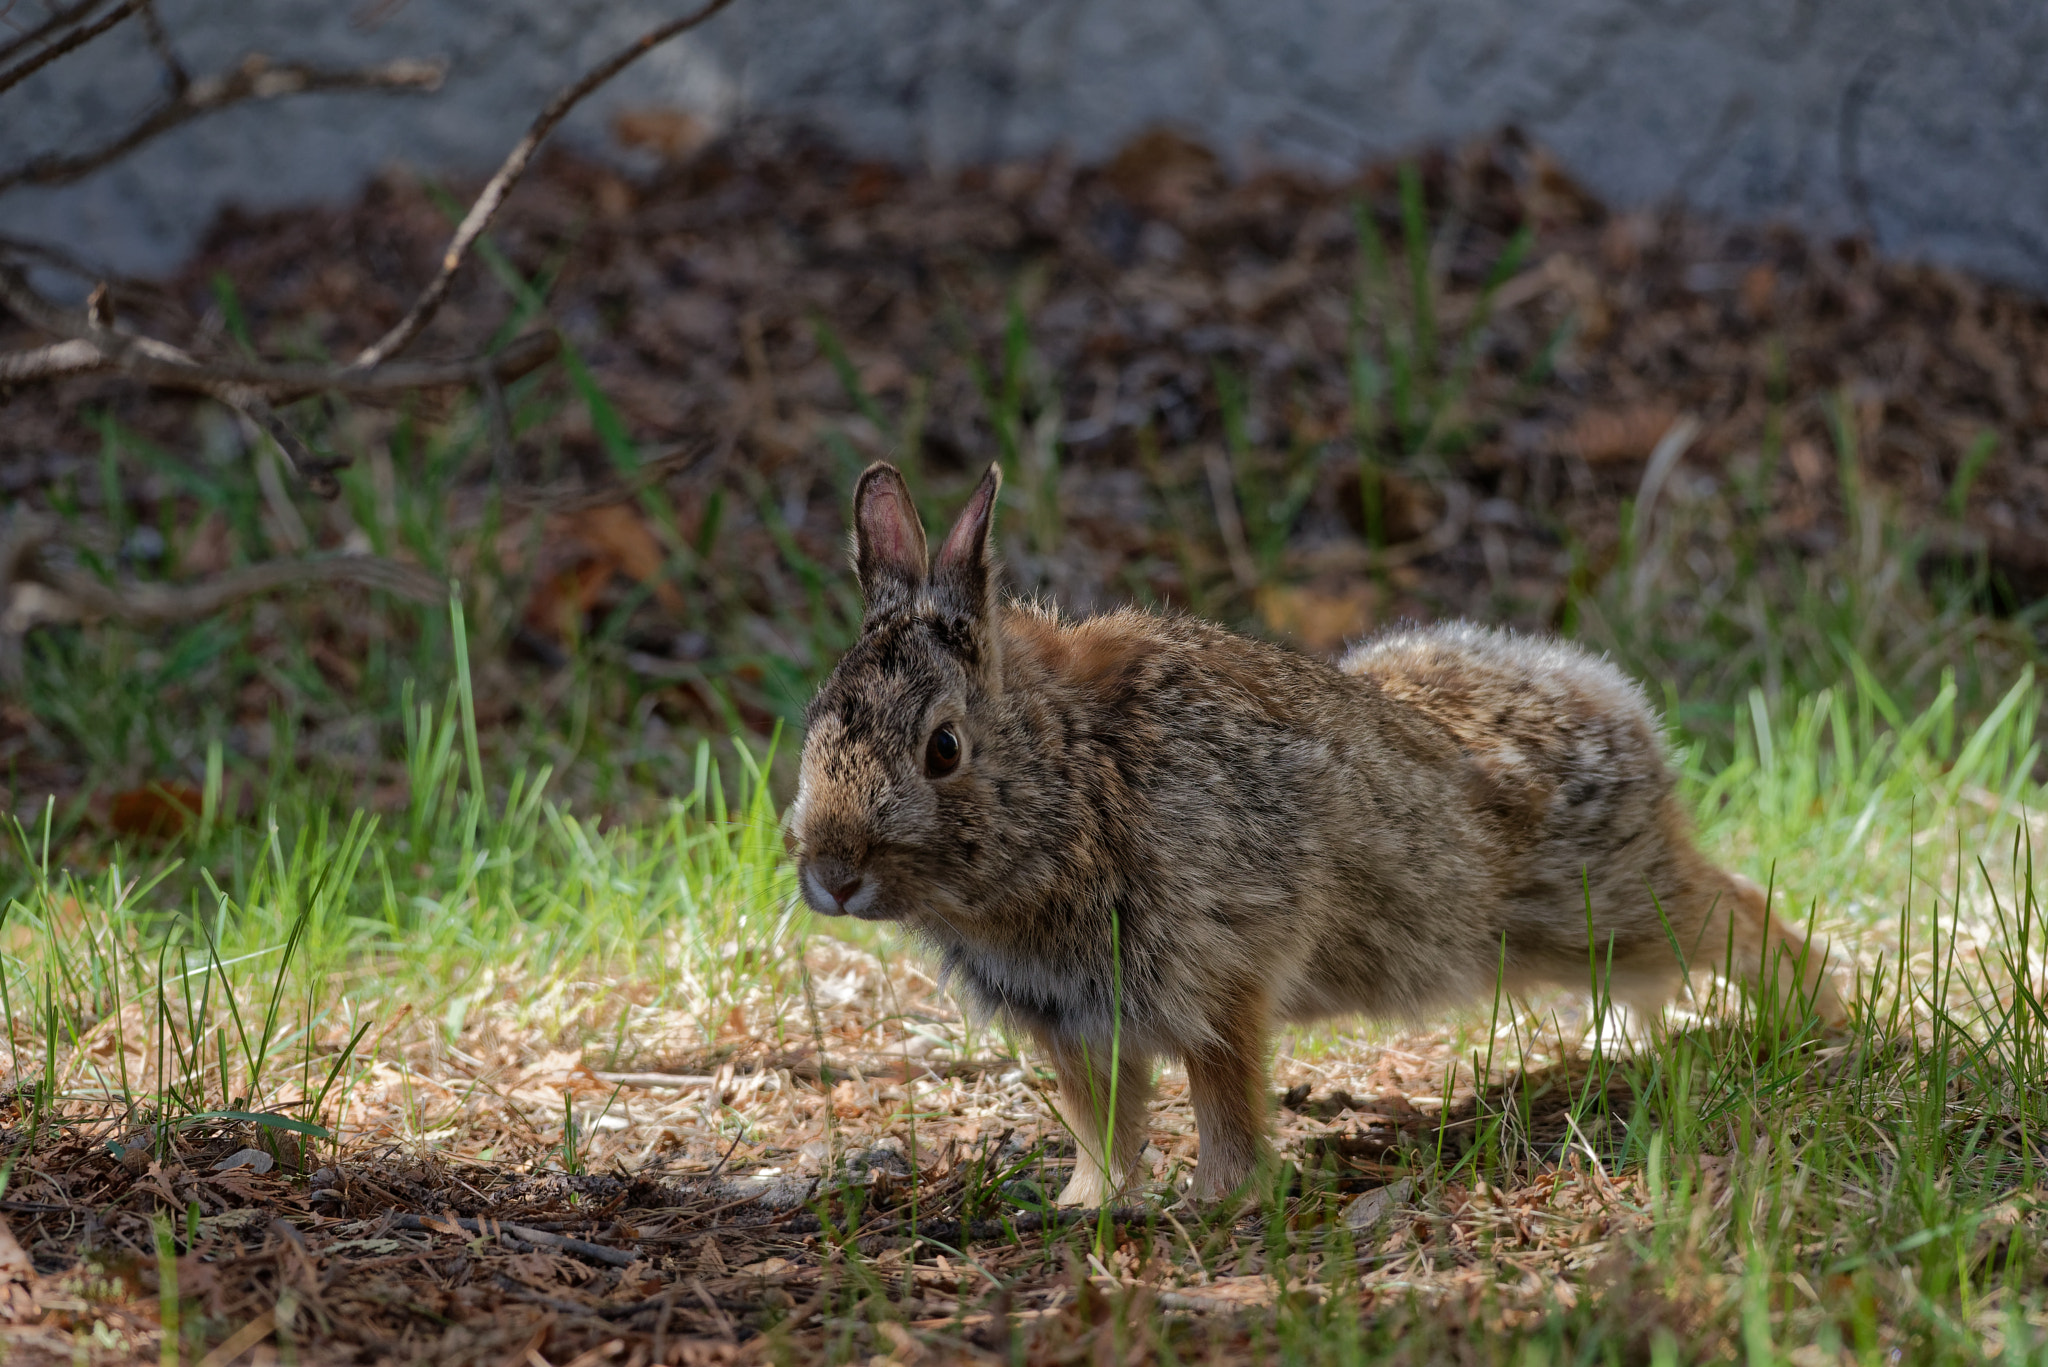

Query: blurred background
[
  {"left": 8, "top": 8, "right": 2048, "bottom": 1362},
  {"left": 3, "top": 0, "right": 2046, "bottom": 823},
  {"left": 12, "top": 0, "right": 2048, "bottom": 286}
]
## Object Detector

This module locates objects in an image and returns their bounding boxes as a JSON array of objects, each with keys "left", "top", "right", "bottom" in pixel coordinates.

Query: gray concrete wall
[{"left": 4, "top": 0, "right": 2047, "bottom": 289}]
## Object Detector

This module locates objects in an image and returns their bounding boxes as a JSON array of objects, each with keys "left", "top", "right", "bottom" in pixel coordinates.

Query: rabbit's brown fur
[{"left": 791, "top": 462, "right": 1841, "bottom": 1205}]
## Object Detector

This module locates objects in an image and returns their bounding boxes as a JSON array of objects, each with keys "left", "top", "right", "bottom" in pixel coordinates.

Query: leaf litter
[
  {"left": 6, "top": 124, "right": 2048, "bottom": 813},
  {"left": 0, "top": 922, "right": 1675, "bottom": 1365},
  {"left": 5, "top": 123, "right": 2048, "bottom": 1362}
]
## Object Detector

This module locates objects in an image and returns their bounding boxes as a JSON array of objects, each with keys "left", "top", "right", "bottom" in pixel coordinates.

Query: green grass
[
  {"left": 9, "top": 160, "right": 2048, "bottom": 1362},
  {"left": 8, "top": 597, "right": 2048, "bottom": 1361}
]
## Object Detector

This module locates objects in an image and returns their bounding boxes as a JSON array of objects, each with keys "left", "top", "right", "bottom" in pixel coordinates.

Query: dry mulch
[
  {"left": 5, "top": 125, "right": 2048, "bottom": 808},
  {"left": 0, "top": 1068, "right": 1641, "bottom": 1365},
  {"left": 3, "top": 121, "right": 2043, "bottom": 1361},
  {"left": 0, "top": 936, "right": 1650, "bottom": 1365}
]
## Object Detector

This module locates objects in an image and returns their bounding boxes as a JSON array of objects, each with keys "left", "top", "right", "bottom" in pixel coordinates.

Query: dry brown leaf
[
  {"left": 1565, "top": 404, "right": 1681, "bottom": 465},
  {"left": 1741, "top": 264, "right": 1778, "bottom": 319},
  {"left": 1105, "top": 127, "right": 1223, "bottom": 216},
  {"left": 523, "top": 559, "right": 616, "bottom": 642},
  {"left": 1343, "top": 1177, "right": 1415, "bottom": 1236},
  {"left": 520, "top": 504, "right": 687, "bottom": 643},
  {"left": 0, "top": 1215, "right": 32, "bottom": 1284},
  {"left": 108, "top": 783, "right": 203, "bottom": 839},
  {"left": 610, "top": 107, "right": 712, "bottom": 162},
  {"left": 1788, "top": 438, "right": 1831, "bottom": 488},
  {"left": 569, "top": 505, "right": 685, "bottom": 613}
]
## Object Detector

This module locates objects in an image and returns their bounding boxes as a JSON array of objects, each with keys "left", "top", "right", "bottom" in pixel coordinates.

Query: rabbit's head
[{"left": 790, "top": 461, "right": 1005, "bottom": 924}]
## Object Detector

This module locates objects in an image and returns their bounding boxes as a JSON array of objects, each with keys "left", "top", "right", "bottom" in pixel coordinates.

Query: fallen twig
[
  {"left": 0, "top": 508, "right": 446, "bottom": 687},
  {"left": 388, "top": 1212, "right": 638, "bottom": 1268},
  {"left": 0, "top": 314, "right": 559, "bottom": 396},
  {"left": 590, "top": 1072, "right": 717, "bottom": 1090},
  {"left": 0, "top": 0, "right": 141, "bottom": 98},
  {"left": 0, "top": 0, "right": 114, "bottom": 67},
  {"left": 346, "top": 0, "right": 739, "bottom": 372},
  {"left": 773, "top": 1203, "right": 1154, "bottom": 1244},
  {"left": 0, "top": 52, "right": 446, "bottom": 194},
  {"left": 36, "top": 551, "right": 445, "bottom": 624},
  {"left": 0, "top": 337, "right": 102, "bottom": 383}
]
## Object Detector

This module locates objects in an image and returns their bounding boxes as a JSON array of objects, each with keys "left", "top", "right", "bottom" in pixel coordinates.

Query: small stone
[
  {"left": 212, "top": 1147, "right": 275, "bottom": 1174},
  {"left": 1343, "top": 1178, "right": 1414, "bottom": 1235}
]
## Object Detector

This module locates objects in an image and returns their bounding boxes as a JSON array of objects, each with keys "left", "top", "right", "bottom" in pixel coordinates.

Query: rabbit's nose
[{"left": 801, "top": 858, "right": 869, "bottom": 915}]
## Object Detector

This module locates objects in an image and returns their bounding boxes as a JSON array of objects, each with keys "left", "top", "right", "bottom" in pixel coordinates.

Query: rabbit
[{"left": 788, "top": 459, "right": 1844, "bottom": 1207}]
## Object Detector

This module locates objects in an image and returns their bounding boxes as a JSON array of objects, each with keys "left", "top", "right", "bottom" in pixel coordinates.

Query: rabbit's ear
[
  {"left": 933, "top": 462, "right": 1003, "bottom": 620},
  {"left": 852, "top": 462, "right": 929, "bottom": 616}
]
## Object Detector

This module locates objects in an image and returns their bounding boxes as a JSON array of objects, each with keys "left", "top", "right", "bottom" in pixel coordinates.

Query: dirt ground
[
  {"left": 0, "top": 938, "right": 1652, "bottom": 1366},
  {"left": 4, "top": 123, "right": 2048, "bottom": 1363}
]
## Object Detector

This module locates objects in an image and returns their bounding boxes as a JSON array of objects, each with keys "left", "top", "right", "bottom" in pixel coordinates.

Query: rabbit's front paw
[{"left": 1055, "top": 1164, "right": 1125, "bottom": 1208}]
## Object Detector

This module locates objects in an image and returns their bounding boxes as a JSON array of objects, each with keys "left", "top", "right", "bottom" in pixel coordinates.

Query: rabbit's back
[
  {"left": 1340, "top": 622, "right": 1687, "bottom": 962},
  {"left": 1340, "top": 623, "right": 1672, "bottom": 830}
]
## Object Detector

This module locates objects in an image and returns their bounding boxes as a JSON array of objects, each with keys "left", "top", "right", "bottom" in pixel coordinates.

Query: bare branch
[
  {"left": 1, "top": 509, "right": 443, "bottom": 685},
  {"left": 0, "top": 230, "right": 118, "bottom": 281},
  {"left": 135, "top": 0, "right": 186, "bottom": 93},
  {"left": 228, "top": 390, "right": 348, "bottom": 499},
  {"left": 0, "top": 2, "right": 737, "bottom": 512},
  {"left": 347, "top": 0, "right": 738, "bottom": 372},
  {"left": 0, "top": 0, "right": 111, "bottom": 66},
  {"left": 0, "top": 0, "right": 138, "bottom": 97},
  {"left": 2, "top": 511, "right": 444, "bottom": 632},
  {"left": 50, "top": 554, "right": 446, "bottom": 622},
  {"left": 501, "top": 439, "right": 720, "bottom": 511},
  {"left": 0, "top": 265, "right": 559, "bottom": 396},
  {"left": 1, "top": 267, "right": 339, "bottom": 495},
  {"left": 0, "top": 337, "right": 100, "bottom": 383},
  {"left": 0, "top": 52, "right": 446, "bottom": 194}
]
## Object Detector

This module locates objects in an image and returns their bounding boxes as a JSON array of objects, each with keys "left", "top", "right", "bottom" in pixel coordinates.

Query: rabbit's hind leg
[
  {"left": 1681, "top": 869, "right": 1845, "bottom": 1027},
  {"left": 1043, "top": 1032, "right": 1154, "bottom": 1208}
]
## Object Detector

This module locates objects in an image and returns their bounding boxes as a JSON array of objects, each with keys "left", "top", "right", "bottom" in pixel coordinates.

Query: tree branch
[
  {"left": 2, "top": 509, "right": 443, "bottom": 642},
  {"left": 0, "top": 0, "right": 138, "bottom": 97},
  {"left": 346, "top": 0, "right": 738, "bottom": 371},
  {"left": 0, "top": 265, "right": 559, "bottom": 396},
  {"left": 40, "top": 551, "right": 445, "bottom": 622},
  {"left": 0, "top": 52, "right": 446, "bottom": 194},
  {"left": 0, "top": 0, "right": 111, "bottom": 67},
  {"left": 0, "top": 1, "right": 741, "bottom": 505},
  {"left": 135, "top": 0, "right": 186, "bottom": 93},
  {"left": 0, "top": 337, "right": 100, "bottom": 383},
  {"left": 230, "top": 390, "right": 347, "bottom": 498}
]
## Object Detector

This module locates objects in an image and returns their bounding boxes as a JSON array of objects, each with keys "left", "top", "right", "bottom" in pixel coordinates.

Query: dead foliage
[
  {"left": 6, "top": 122, "right": 2047, "bottom": 817},
  {"left": 0, "top": 945, "right": 1658, "bottom": 1365}
]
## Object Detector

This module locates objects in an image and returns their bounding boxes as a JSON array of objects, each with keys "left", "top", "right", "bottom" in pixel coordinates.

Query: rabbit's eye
[{"left": 925, "top": 723, "right": 962, "bottom": 778}]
